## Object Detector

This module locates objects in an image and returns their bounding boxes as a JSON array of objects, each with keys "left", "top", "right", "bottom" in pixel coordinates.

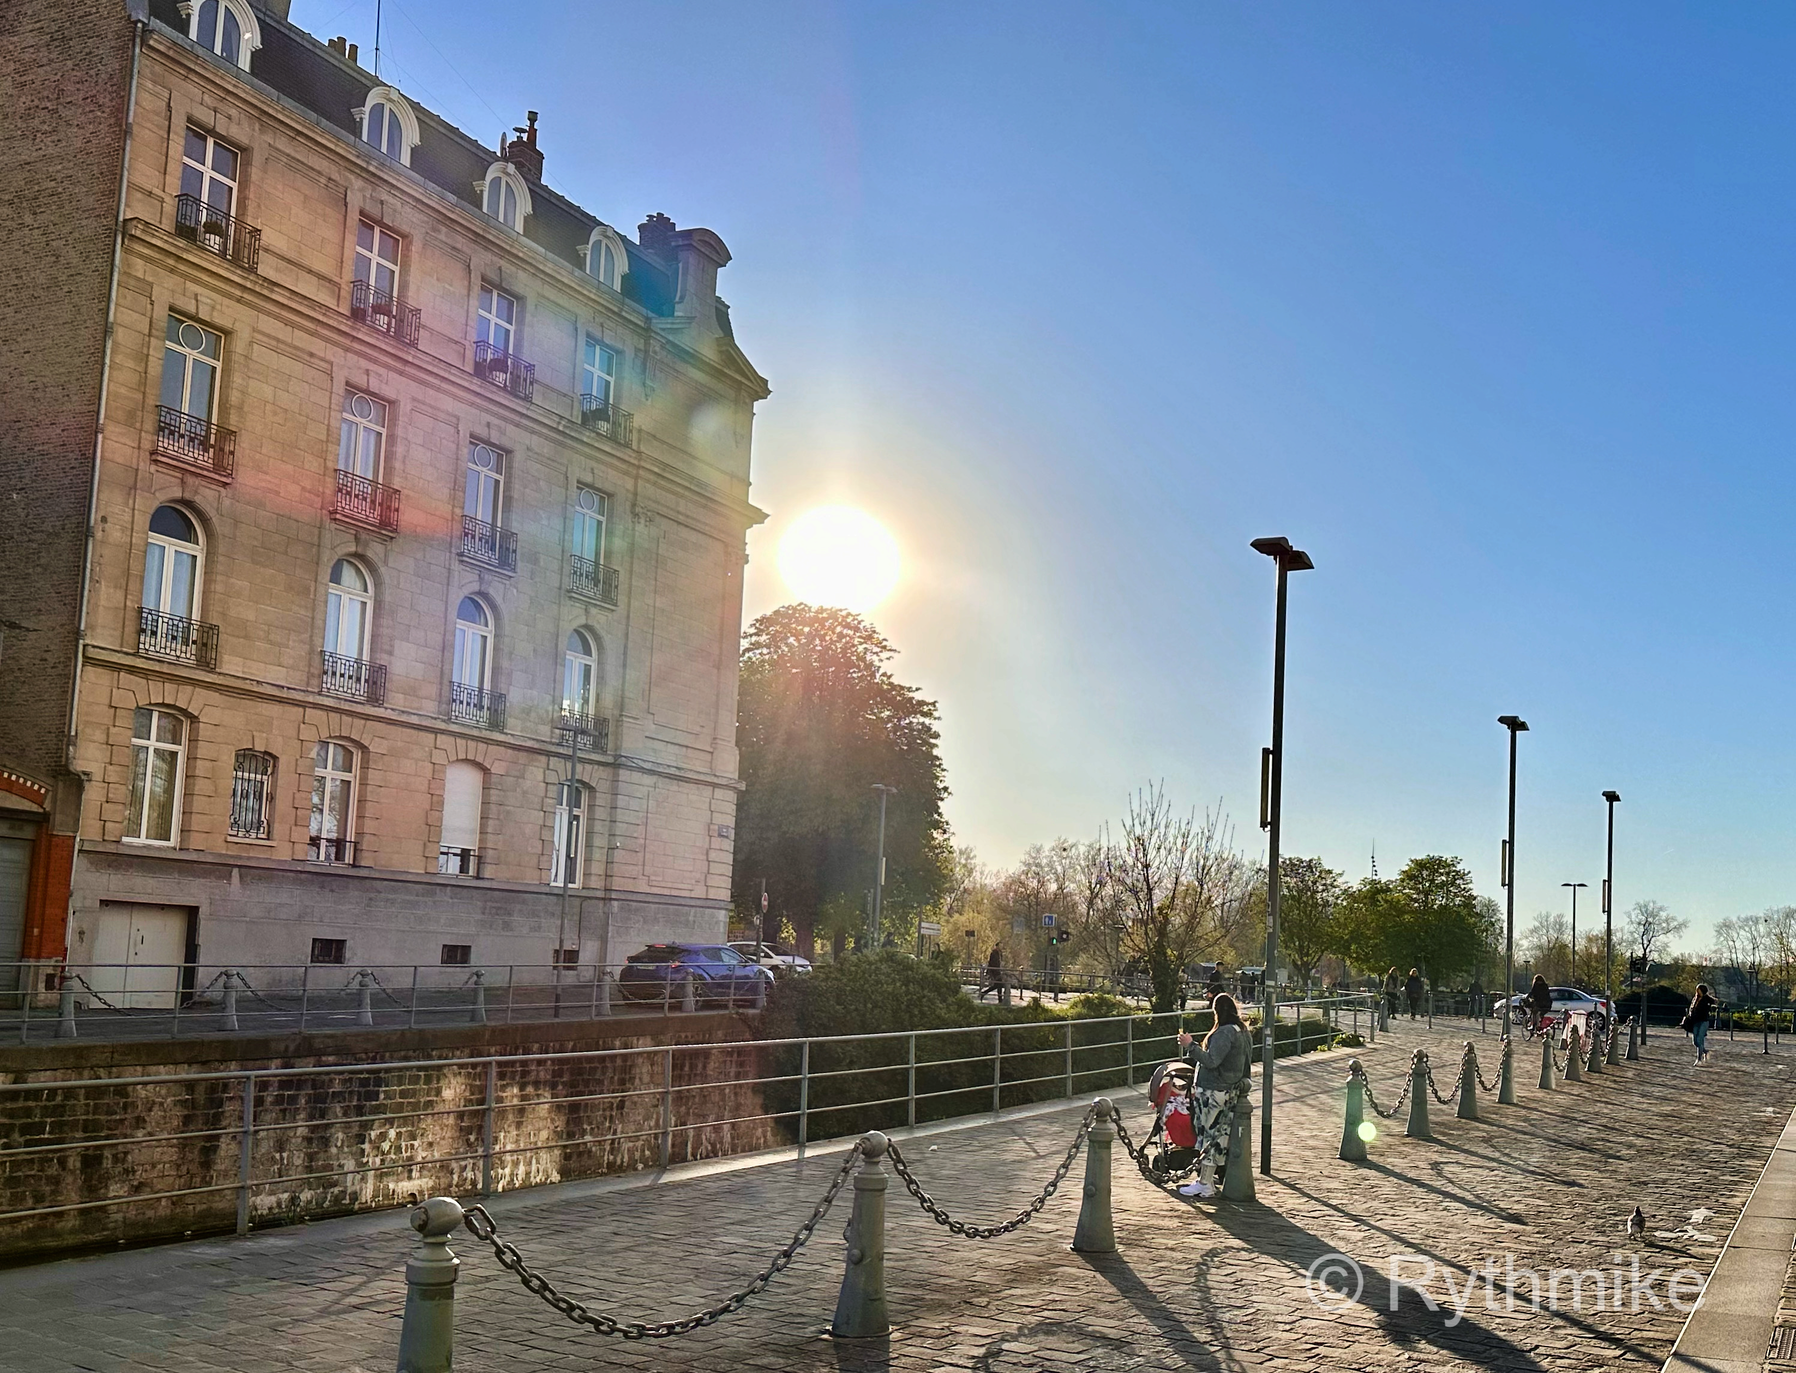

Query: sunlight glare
[{"left": 776, "top": 506, "right": 901, "bottom": 612}]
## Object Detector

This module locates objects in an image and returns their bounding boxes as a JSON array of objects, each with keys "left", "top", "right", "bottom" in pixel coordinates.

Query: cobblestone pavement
[{"left": 3, "top": 1019, "right": 1793, "bottom": 1373}]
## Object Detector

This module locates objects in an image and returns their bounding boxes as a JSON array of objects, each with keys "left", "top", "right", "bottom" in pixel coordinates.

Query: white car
[
  {"left": 728, "top": 941, "right": 812, "bottom": 973},
  {"left": 1500, "top": 986, "right": 1614, "bottom": 1031}
]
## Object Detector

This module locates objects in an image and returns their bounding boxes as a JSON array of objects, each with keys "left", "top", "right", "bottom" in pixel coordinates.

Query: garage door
[{"left": 0, "top": 835, "right": 28, "bottom": 994}]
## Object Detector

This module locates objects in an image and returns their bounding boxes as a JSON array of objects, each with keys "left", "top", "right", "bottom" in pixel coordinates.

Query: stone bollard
[
  {"left": 832, "top": 1131, "right": 891, "bottom": 1338},
  {"left": 222, "top": 972, "right": 240, "bottom": 1032},
  {"left": 357, "top": 971, "right": 375, "bottom": 1027},
  {"left": 595, "top": 969, "right": 612, "bottom": 1018},
  {"left": 1339, "top": 1063, "right": 1368, "bottom": 1162},
  {"left": 1405, "top": 1050, "right": 1433, "bottom": 1140},
  {"left": 1457, "top": 1043, "right": 1478, "bottom": 1120},
  {"left": 1626, "top": 1015, "right": 1640, "bottom": 1061},
  {"left": 1607, "top": 1015, "right": 1623, "bottom": 1066},
  {"left": 1498, "top": 1037, "right": 1516, "bottom": 1105},
  {"left": 1378, "top": 1000, "right": 1389, "bottom": 1033},
  {"left": 469, "top": 970, "right": 487, "bottom": 1026},
  {"left": 680, "top": 973, "right": 697, "bottom": 1014},
  {"left": 396, "top": 1196, "right": 464, "bottom": 1373},
  {"left": 56, "top": 976, "right": 78, "bottom": 1040},
  {"left": 1564, "top": 1024, "right": 1584, "bottom": 1082},
  {"left": 753, "top": 971, "right": 768, "bottom": 1012},
  {"left": 1221, "top": 1094, "right": 1255, "bottom": 1201},
  {"left": 1587, "top": 1023, "right": 1605, "bottom": 1074},
  {"left": 1072, "top": 1099, "right": 1117, "bottom": 1253},
  {"left": 1538, "top": 1035, "right": 1556, "bottom": 1090}
]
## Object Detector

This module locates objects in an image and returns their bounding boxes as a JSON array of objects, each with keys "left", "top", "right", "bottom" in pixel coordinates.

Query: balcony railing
[
  {"left": 154, "top": 405, "right": 236, "bottom": 480},
  {"left": 332, "top": 469, "right": 402, "bottom": 533},
  {"left": 568, "top": 555, "right": 620, "bottom": 608},
  {"left": 349, "top": 280, "right": 421, "bottom": 346},
  {"left": 307, "top": 836, "right": 356, "bottom": 865},
  {"left": 320, "top": 651, "right": 387, "bottom": 705},
  {"left": 437, "top": 846, "right": 482, "bottom": 878},
  {"left": 449, "top": 682, "right": 506, "bottom": 731},
  {"left": 138, "top": 607, "right": 218, "bottom": 670},
  {"left": 460, "top": 514, "right": 518, "bottom": 572},
  {"left": 174, "top": 194, "right": 260, "bottom": 272},
  {"left": 473, "top": 341, "right": 534, "bottom": 401},
  {"left": 578, "top": 394, "right": 634, "bottom": 445},
  {"left": 556, "top": 711, "right": 610, "bottom": 752}
]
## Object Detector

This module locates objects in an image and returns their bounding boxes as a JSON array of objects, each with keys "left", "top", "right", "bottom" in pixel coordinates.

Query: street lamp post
[
  {"left": 1251, "top": 535, "right": 1313, "bottom": 1177},
  {"left": 1562, "top": 882, "right": 1588, "bottom": 985},
  {"left": 871, "top": 784, "right": 896, "bottom": 948},
  {"left": 1602, "top": 791, "right": 1620, "bottom": 1010},
  {"left": 1498, "top": 716, "right": 1529, "bottom": 1041}
]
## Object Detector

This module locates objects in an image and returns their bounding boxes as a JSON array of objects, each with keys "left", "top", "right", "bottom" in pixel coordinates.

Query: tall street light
[
  {"left": 1602, "top": 791, "right": 1621, "bottom": 1007},
  {"left": 1251, "top": 535, "right": 1313, "bottom": 1177},
  {"left": 1562, "top": 882, "right": 1588, "bottom": 985},
  {"left": 871, "top": 784, "right": 896, "bottom": 948},
  {"left": 1497, "top": 715, "right": 1529, "bottom": 1041}
]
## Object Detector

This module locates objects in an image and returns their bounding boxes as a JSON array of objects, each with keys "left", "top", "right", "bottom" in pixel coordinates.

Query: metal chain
[
  {"left": 1473, "top": 1043, "right": 1504, "bottom": 1093},
  {"left": 1423, "top": 1052, "right": 1461, "bottom": 1105},
  {"left": 345, "top": 967, "right": 408, "bottom": 1005},
  {"left": 1110, "top": 1105, "right": 1205, "bottom": 1191},
  {"left": 460, "top": 1141, "right": 864, "bottom": 1338},
  {"left": 223, "top": 971, "right": 289, "bottom": 1012},
  {"left": 1354, "top": 1061, "right": 1411, "bottom": 1120},
  {"left": 886, "top": 1107, "right": 1093, "bottom": 1238},
  {"left": 65, "top": 974, "right": 126, "bottom": 1012}
]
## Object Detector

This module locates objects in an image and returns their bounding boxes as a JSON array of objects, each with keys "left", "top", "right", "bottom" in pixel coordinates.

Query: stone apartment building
[{"left": 0, "top": 0, "right": 768, "bottom": 1002}]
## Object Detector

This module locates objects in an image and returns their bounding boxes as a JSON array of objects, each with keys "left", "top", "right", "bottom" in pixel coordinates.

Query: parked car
[
  {"left": 1499, "top": 985, "right": 1614, "bottom": 1033},
  {"left": 618, "top": 943, "right": 773, "bottom": 1008},
  {"left": 728, "top": 941, "right": 813, "bottom": 973}
]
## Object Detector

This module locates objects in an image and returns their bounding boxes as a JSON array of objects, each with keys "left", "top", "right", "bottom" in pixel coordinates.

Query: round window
[{"left": 178, "top": 322, "right": 209, "bottom": 353}]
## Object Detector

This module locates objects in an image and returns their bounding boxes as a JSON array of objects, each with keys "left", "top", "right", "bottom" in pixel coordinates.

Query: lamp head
[
  {"left": 1497, "top": 715, "right": 1529, "bottom": 732},
  {"left": 1250, "top": 536, "right": 1314, "bottom": 571},
  {"left": 1603, "top": 790, "right": 1621, "bottom": 804},
  {"left": 1562, "top": 882, "right": 1588, "bottom": 889}
]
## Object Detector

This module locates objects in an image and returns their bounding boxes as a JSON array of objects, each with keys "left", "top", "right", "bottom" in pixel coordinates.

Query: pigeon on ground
[{"left": 1627, "top": 1206, "right": 1647, "bottom": 1240}]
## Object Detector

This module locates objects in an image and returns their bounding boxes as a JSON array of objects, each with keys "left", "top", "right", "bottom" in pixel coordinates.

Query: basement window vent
[
  {"left": 310, "top": 938, "right": 347, "bottom": 965},
  {"left": 440, "top": 944, "right": 471, "bottom": 966}
]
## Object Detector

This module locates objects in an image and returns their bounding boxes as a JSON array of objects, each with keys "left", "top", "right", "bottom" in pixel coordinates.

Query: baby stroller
[{"left": 1143, "top": 1059, "right": 1205, "bottom": 1182}]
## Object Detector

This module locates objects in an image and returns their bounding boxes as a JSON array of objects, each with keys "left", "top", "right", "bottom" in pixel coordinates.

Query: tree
[
  {"left": 1111, "top": 784, "right": 1194, "bottom": 1012},
  {"left": 1331, "top": 856, "right": 1486, "bottom": 987},
  {"left": 732, "top": 605, "right": 952, "bottom": 957},
  {"left": 1522, "top": 910, "right": 1571, "bottom": 985},
  {"left": 1714, "top": 913, "right": 1769, "bottom": 1004},
  {"left": 1277, "top": 857, "right": 1345, "bottom": 988},
  {"left": 1626, "top": 899, "right": 1688, "bottom": 977}
]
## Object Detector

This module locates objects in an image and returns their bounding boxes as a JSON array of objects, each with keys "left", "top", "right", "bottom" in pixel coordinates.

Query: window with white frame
[
  {"left": 583, "top": 229, "right": 623, "bottom": 290},
  {"left": 464, "top": 443, "right": 504, "bottom": 527},
  {"left": 580, "top": 338, "right": 618, "bottom": 407},
  {"left": 480, "top": 163, "right": 529, "bottom": 230},
  {"left": 353, "top": 220, "right": 401, "bottom": 299},
  {"left": 452, "top": 597, "right": 492, "bottom": 690},
  {"left": 563, "top": 630, "right": 596, "bottom": 718},
  {"left": 187, "top": 0, "right": 260, "bottom": 69},
  {"left": 180, "top": 127, "right": 240, "bottom": 218},
  {"left": 338, "top": 391, "right": 387, "bottom": 479},
  {"left": 125, "top": 707, "right": 186, "bottom": 845},
  {"left": 308, "top": 740, "right": 357, "bottom": 863},
  {"left": 324, "top": 559, "right": 372, "bottom": 661},
  {"left": 159, "top": 316, "right": 222, "bottom": 422},
  {"left": 439, "top": 760, "right": 483, "bottom": 875},
  {"left": 551, "top": 782, "right": 585, "bottom": 887},
  {"left": 229, "top": 748, "right": 275, "bottom": 840},
  {"left": 572, "top": 488, "right": 607, "bottom": 565},
  {"left": 477, "top": 286, "right": 516, "bottom": 356},
  {"left": 143, "top": 505, "right": 202, "bottom": 621},
  {"left": 357, "top": 87, "right": 418, "bottom": 164}
]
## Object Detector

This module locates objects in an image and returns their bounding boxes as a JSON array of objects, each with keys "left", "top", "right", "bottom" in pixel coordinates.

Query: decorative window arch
[
  {"left": 144, "top": 504, "right": 204, "bottom": 620},
  {"left": 452, "top": 595, "right": 494, "bottom": 691},
  {"left": 476, "top": 162, "right": 531, "bottom": 231},
  {"left": 182, "top": 0, "right": 261, "bottom": 69},
  {"left": 324, "top": 558, "right": 374, "bottom": 660},
  {"left": 579, "top": 227, "right": 626, "bottom": 291},
  {"left": 353, "top": 86, "right": 420, "bottom": 166},
  {"left": 562, "top": 629, "right": 597, "bottom": 719}
]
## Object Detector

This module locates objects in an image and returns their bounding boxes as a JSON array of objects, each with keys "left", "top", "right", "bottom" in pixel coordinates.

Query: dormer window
[
  {"left": 184, "top": 0, "right": 261, "bottom": 70},
  {"left": 478, "top": 163, "right": 532, "bottom": 232},
  {"left": 354, "top": 86, "right": 419, "bottom": 166},
  {"left": 581, "top": 228, "right": 626, "bottom": 291}
]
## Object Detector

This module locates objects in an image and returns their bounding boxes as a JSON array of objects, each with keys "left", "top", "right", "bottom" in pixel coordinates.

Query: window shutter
[{"left": 441, "top": 762, "right": 483, "bottom": 850}]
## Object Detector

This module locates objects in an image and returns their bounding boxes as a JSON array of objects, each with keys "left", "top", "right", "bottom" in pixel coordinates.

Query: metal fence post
[
  {"left": 1064, "top": 1019, "right": 1074, "bottom": 1098},
  {"left": 409, "top": 965, "right": 420, "bottom": 1030},
  {"left": 1072, "top": 1099, "right": 1116, "bottom": 1253},
  {"left": 991, "top": 1026, "right": 1003, "bottom": 1113},
  {"left": 660, "top": 1047, "right": 674, "bottom": 1167},
  {"left": 1125, "top": 1015, "right": 1134, "bottom": 1087},
  {"left": 396, "top": 1197, "right": 464, "bottom": 1373},
  {"left": 481, "top": 1059, "right": 496, "bottom": 1196},
  {"left": 299, "top": 964, "right": 310, "bottom": 1033},
  {"left": 19, "top": 975, "right": 32, "bottom": 1043},
  {"left": 799, "top": 1039, "right": 811, "bottom": 1154},
  {"left": 906, "top": 1033, "right": 917, "bottom": 1129},
  {"left": 831, "top": 1132, "right": 890, "bottom": 1338},
  {"left": 236, "top": 1075, "right": 255, "bottom": 1235}
]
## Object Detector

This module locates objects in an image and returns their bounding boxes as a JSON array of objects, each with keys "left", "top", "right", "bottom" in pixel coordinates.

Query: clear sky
[{"left": 293, "top": 0, "right": 1796, "bottom": 949}]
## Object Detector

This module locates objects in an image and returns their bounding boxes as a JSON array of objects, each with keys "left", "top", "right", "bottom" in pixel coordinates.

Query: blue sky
[{"left": 293, "top": 1, "right": 1796, "bottom": 948}]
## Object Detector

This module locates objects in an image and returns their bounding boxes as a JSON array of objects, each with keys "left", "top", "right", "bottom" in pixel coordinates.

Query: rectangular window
[
  {"left": 229, "top": 749, "right": 275, "bottom": 840},
  {"left": 338, "top": 390, "right": 388, "bottom": 479},
  {"left": 180, "top": 127, "right": 239, "bottom": 216},
  {"left": 159, "top": 316, "right": 222, "bottom": 422},
  {"left": 551, "top": 783, "right": 584, "bottom": 888},
  {"left": 464, "top": 442, "right": 505, "bottom": 526},
  {"left": 476, "top": 286, "right": 516, "bottom": 355},
  {"left": 308, "top": 740, "right": 356, "bottom": 864},
  {"left": 353, "top": 220, "right": 401, "bottom": 299},
  {"left": 572, "top": 487, "right": 607, "bottom": 564},
  {"left": 310, "top": 938, "right": 347, "bottom": 965},
  {"left": 580, "top": 338, "right": 618, "bottom": 406},
  {"left": 552, "top": 948, "right": 580, "bottom": 969},
  {"left": 124, "top": 707, "right": 185, "bottom": 845},
  {"left": 440, "top": 944, "right": 472, "bottom": 966}
]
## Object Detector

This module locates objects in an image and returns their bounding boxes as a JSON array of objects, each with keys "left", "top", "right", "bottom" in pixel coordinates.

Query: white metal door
[{"left": 88, "top": 902, "right": 189, "bottom": 1008}]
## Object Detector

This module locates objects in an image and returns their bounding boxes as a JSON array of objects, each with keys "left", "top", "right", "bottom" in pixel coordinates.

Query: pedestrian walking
[
  {"left": 1468, "top": 977, "right": 1485, "bottom": 1020},
  {"left": 1682, "top": 983, "right": 1717, "bottom": 1064},
  {"left": 1174, "top": 992, "right": 1251, "bottom": 1199},
  {"left": 978, "top": 944, "right": 1004, "bottom": 1002},
  {"left": 1384, "top": 967, "right": 1402, "bottom": 1017},
  {"left": 1405, "top": 968, "right": 1424, "bottom": 1020}
]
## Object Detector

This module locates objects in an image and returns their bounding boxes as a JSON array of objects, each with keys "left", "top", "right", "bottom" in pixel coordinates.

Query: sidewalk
[{"left": 1, "top": 1021, "right": 1791, "bottom": 1372}]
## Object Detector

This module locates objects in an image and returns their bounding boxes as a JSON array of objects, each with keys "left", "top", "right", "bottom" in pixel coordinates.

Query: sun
[{"left": 776, "top": 506, "right": 901, "bottom": 612}]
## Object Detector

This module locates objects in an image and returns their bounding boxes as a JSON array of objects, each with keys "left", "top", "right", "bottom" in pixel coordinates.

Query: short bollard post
[
  {"left": 1405, "top": 1050, "right": 1433, "bottom": 1140},
  {"left": 1498, "top": 1037, "right": 1516, "bottom": 1105},
  {"left": 680, "top": 973, "right": 697, "bottom": 1014},
  {"left": 56, "top": 976, "right": 78, "bottom": 1040},
  {"left": 1457, "top": 1044, "right": 1478, "bottom": 1120},
  {"left": 1378, "top": 1000, "right": 1389, "bottom": 1033},
  {"left": 357, "top": 971, "right": 375, "bottom": 1027},
  {"left": 1072, "top": 1099, "right": 1117, "bottom": 1253},
  {"left": 753, "top": 972, "right": 768, "bottom": 1012},
  {"left": 469, "top": 970, "right": 487, "bottom": 1026},
  {"left": 1538, "top": 1035, "right": 1556, "bottom": 1090},
  {"left": 1607, "top": 1015, "right": 1622, "bottom": 1065},
  {"left": 1221, "top": 1094, "right": 1255, "bottom": 1201},
  {"left": 396, "top": 1197, "right": 464, "bottom": 1373},
  {"left": 832, "top": 1131, "right": 890, "bottom": 1338},
  {"left": 1587, "top": 1024, "right": 1605, "bottom": 1074},
  {"left": 1626, "top": 1016, "right": 1640, "bottom": 1061},
  {"left": 596, "top": 969, "right": 612, "bottom": 1018},
  {"left": 222, "top": 972, "right": 240, "bottom": 1032},
  {"left": 1339, "top": 1064, "right": 1367, "bottom": 1161},
  {"left": 1564, "top": 1024, "right": 1584, "bottom": 1082}
]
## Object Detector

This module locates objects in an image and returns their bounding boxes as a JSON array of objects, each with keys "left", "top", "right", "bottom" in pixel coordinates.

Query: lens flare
[
  {"left": 776, "top": 506, "right": 900, "bottom": 612},
  {"left": 1356, "top": 1121, "right": 1377, "bottom": 1142}
]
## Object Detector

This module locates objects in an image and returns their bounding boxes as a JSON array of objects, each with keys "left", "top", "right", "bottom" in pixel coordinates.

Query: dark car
[{"left": 618, "top": 943, "right": 773, "bottom": 1008}]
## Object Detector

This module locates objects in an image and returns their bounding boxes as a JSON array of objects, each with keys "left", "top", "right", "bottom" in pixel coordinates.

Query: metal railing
[
  {"left": 320, "top": 650, "right": 387, "bottom": 704},
  {"left": 556, "top": 710, "right": 610, "bottom": 751},
  {"left": 332, "top": 468, "right": 402, "bottom": 532},
  {"left": 154, "top": 404, "right": 235, "bottom": 479},
  {"left": 173, "top": 193, "right": 260, "bottom": 272},
  {"left": 348, "top": 279, "right": 421, "bottom": 346},
  {"left": 568, "top": 554, "right": 620, "bottom": 607},
  {"left": 459, "top": 513, "right": 518, "bottom": 572},
  {"left": 449, "top": 681, "right": 507, "bottom": 731},
  {"left": 473, "top": 341, "right": 534, "bottom": 401},
  {"left": 306, "top": 835, "right": 356, "bottom": 865},
  {"left": 137, "top": 606, "right": 218, "bottom": 670},
  {"left": 578, "top": 393, "right": 633, "bottom": 445},
  {"left": 436, "top": 846, "right": 481, "bottom": 877}
]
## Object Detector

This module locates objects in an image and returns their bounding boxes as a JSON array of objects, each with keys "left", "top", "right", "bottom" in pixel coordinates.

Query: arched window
[
  {"left": 581, "top": 228, "right": 625, "bottom": 290},
  {"left": 187, "top": 0, "right": 261, "bottom": 69},
  {"left": 124, "top": 707, "right": 187, "bottom": 845},
  {"left": 324, "top": 559, "right": 372, "bottom": 660},
  {"left": 355, "top": 87, "right": 419, "bottom": 165},
  {"left": 308, "top": 740, "right": 357, "bottom": 864},
  {"left": 143, "top": 505, "right": 202, "bottom": 620},
  {"left": 551, "top": 783, "right": 585, "bottom": 887},
  {"left": 563, "top": 630, "right": 596, "bottom": 720},
  {"left": 477, "top": 163, "right": 531, "bottom": 231},
  {"left": 453, "top": 596, "right": 492, "bottom": 690},
  {"left": 439, "top": 760, "right": 484, "bottom": 875}
]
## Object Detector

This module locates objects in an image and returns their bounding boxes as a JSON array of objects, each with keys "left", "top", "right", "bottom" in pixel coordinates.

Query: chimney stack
[
  {"left": 637, "top": 213, "right": 676, "bottom": 251},
  {"left": 328, "top": 35, "right": 347, "bottom": 56},
  {"left": 502, "top": 111, "right": 544, "bottom": 181}
]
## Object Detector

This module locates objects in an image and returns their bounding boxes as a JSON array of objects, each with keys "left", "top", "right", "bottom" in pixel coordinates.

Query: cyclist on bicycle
[{"left": 1523, "top": 974, "right": 1554, "bottom": 1036}]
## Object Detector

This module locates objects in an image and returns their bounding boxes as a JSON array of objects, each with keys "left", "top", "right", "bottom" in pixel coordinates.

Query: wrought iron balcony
[
  {"left": 174, "top": 194, "right": 260, "bottom": 272},
  {"left": 320, "top": 651, "right": 387, "bottom": 705},
  {"left": 449, "top": 682, "right": 507, "bottom": 731},
  {"left": 437, "top": 846, "right": 482, "bottom": 877},
  {"left": 155, "top": 405, "right": 235, "bottom": 480},
  {"left": 349, "top": 280, "right": 421, "bottom": 346},
  {"left": 578, "top": 393, "right": 634, "bottom": 445},
  {"left": 568, "top": 555, "right": 620, "bottom": 608},
  {"left": 332, "top": 469, "right": 401, "bottom": 533},
  {"left": 138, "top": 607, "right": 218, "bottom": 670},
  {"left": 473, "top": 341, "right": 535, "bottom": 401},
  {"left": 556, "top": 711, "right": 610, "bottom": 752},
  {"left": 307, "top": 836, "right": 356, "bottom": 865},
  {"left": 460, "top": 514, "right": 518, "bottom": 572}
]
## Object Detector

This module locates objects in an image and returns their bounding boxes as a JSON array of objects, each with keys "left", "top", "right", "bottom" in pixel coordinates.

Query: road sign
[
  {"left": 919, "top": 921, "right": 942, "bottom": 937},
  {"left": 1041, "top": 913, "right": 1056, "bottom": 927}
]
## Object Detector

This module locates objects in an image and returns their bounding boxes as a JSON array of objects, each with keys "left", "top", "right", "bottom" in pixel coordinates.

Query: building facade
[{"left": 0, "top": 0, "right": 767, "bottom": 998}]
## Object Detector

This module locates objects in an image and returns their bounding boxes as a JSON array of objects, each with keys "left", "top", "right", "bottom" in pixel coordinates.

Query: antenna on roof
[
  {"left": 374, "top": 0, "right": 382, "bottom": 78},
  {"left": 1370, "top": 840, "right": 1378, "bottom": 880}
]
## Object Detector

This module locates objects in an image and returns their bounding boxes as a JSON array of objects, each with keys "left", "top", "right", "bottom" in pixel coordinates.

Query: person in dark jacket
[
  {"left": 979, "top": 944, "right": 1004, "bottom": 1001},
  {"left": 1174, "top": 993, "right": 1251, "bottom": 1199},
  {"left": 1526, "top": 974, "right": 1554, "bottom": 1033},
  {"left": 1384, "top": 968, "right": 1402, "bottom": 1016},
  {"left": 1684, "top": 983, "right": 1717, "bottom": 1064},
  {"left": 1405, "top": 968, "right": 1424, "bottom": 1019}
]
